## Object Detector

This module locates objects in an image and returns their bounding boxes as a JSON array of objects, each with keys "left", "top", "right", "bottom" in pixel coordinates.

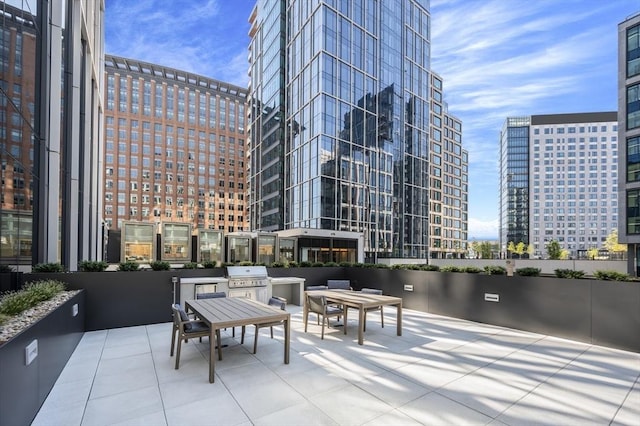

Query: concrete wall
[{"left": 429, "top": 258, "right": 627, "bottom": 276}]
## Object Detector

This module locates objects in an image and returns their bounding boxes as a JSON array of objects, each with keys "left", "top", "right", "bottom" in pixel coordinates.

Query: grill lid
[{"left": 226, "top": 265, "right": 268, "bottom": 278}]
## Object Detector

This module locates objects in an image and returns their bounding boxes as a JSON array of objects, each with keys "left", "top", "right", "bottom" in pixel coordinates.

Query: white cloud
[{"left": 467, "top": 217, "right": 499, "bottom": 240}]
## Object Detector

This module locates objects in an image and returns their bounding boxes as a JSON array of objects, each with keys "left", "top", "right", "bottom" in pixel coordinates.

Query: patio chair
[
  {"left": 170, "top": 304, "right": 221, "bottom": 369},
  {"left": 304, "top": 294, "right": 344, "bottom": 339},
  {"left": 327, "top": 279, "right": 352, "bottom": 290},
  {"left": 360, "top": 288, "right": 384, "bottom": 332},
  {"left": 195, "top": 291, "right": 227, "bottom": 299},
  {"left": 306, "top": 285, "right": 329, "bottom": 291},
  {"left": 241, "top": 296, "right": 287, "bottom": 353}
]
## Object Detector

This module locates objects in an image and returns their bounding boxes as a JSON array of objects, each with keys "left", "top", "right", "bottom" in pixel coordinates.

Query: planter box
[{"left": 0, "top": 290, "right": 85, "bottom": 426}]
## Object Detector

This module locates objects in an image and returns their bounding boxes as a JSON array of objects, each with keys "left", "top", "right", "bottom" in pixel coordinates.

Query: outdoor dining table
[
  {"left": 303, "top": 289, "right": 403, "bottom": 345},
  {"left": 185, "top": 297, "right": 290, "bottom": 383}
]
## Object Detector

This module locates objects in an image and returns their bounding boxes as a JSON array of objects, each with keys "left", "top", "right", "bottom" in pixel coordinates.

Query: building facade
[
  {"left": 618, "top": 11, "right": 640, "bottom": 275},
  {"left": 103, "top": 55, "right": 249, "bottom": 234},
  {"left": 500, "top": 113, "right": 619, "bottom": 259},
  {"left": 0, "top": 1, "right": 104, "bottom": 270},
  {"left": 248, "top": 0, "right": 467, "bottom": 261}
]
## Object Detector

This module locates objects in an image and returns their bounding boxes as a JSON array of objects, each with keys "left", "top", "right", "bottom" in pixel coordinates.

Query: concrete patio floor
[{"left": 32, "top": 305, "right": 639, "bottom": 426}]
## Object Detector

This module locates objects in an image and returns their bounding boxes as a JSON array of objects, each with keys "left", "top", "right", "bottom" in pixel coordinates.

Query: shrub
[
  {"left": 484, "top": 265, "right": 506, "bottom": 275},
  {"left": 363, "top": 263, "right": 378, "bottom": 268},
  {"left": 324, "top": 261, "right": 339, "bottom": 267},
  {"left": 554, "top": 269, "right": 585, "bottom": 279},
  {"left": 441, "top": 266, "right": 463, "bottom": 272},
  {"left": 0, "top": 313, "right": 9, "bottom": 326},
  {"left": 299, "top": 261, "right": 312, "bottom": 267},
  {"left": 464, "top": 266, "right": 483, "bottom": 274},
  {"left": 288, "top": 261, "right": 299, "bottom": 268},
  {"left": 238, "top": 261, "right": 254, "bottom": 266},
  {"left": 421, "top": 264, "right": 440, "bottom": 271},
  {"left": 118, "top": 261, "right": 140, "bottom": 271},
  {"left": 594, "top": 270, "right": 630, "bottom": 281},
  {"left": 311, "top": 262, "right": 324, "bottom": 267},
  {"left": 391, "top": 264, "right": 405, "bottom": 270},
  {"left": 32, "top": 262, "right": 65, "bottom": 273},
  {"left": 0, "top": 279, "right": 65, "bottom": 316},
  {"left": 202, "top": 261, "right": 218, "bottom": 268},
  {"left": 352, "top": 262, "right": 364, "bottom": 268},
  {"left": 0, "top": 265, "right": 14, "bottom": 273},
  {"left": 339, "top": 261, "right": 353, "bottom": 267},
  {"left": 183, "top": 262, "right": 199, "bottom": 269},
  {"left": 78, "top": 260, "right": 108, "bottom": 272},
  {"left": 516, "top": 267, "right": 541, "bottom": 277},
  {"left": 149, "top": 261, "right": 171, "bottom": 271},
  {"left": 374, "top": 263, "right": 390, "bottom": 269}
]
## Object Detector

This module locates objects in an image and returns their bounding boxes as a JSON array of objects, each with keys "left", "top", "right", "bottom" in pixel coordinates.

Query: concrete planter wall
[{"left": 0, "top": 290, "right": 85, "bottom": 426}]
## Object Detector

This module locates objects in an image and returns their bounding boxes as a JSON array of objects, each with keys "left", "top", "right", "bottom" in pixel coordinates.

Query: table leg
[
  {"left": 343, "top": 306, "right": 347, "bottom": 335},
  {"left": 284, "top": 317, "right": 290, "bottom": 364},
  {"left": 397, "top": 303, "right": 402, "bottom": 336},
  {"left": 358, "top": 306, "right": 365, "bottom": 345},
  {"left": 209, "top": 328, "right": 216, "bottom": 383}
]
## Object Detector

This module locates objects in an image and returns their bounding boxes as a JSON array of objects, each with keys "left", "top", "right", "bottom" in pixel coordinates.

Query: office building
[
  {"left": 500, "top": 113, "right": 619, "bottom": 259},
  {"left": 618, "top": 11, "right": 640, "bottom": 274},
  {"left": 0, "top": 1, "right": 104, "bottom": 270},
  {"left": 103, "top": 55, "right": 249, "bottom": 233},
  {"left": 248, "top": 0, "right": 467, "bottom": 261}
]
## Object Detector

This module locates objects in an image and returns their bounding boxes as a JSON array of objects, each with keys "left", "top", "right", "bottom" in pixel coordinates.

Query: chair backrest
[
  {"left": 172, "top": 304, "right": 192, "bottom": 330},
  {"left": 306, "top": 285, "right": 328, "bottom": 291},
  {"left": 360, "top": 288, "right": 383, "bottom": 295},
  {"left": 196, "top": 291, "right": 226, "bottom": 299},
  {"left": 307, "top": 294, "right": 326, "bottom": 313},
  {"left": 327, "top": 280, "right": 351, "bottom": 290},
  {"left": 268, "top": 296, "right": 286, "bottom": 310}
]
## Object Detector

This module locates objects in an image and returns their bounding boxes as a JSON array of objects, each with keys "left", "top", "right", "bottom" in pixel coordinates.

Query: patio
[{"left": 32, "top": 305, "right": 639, "bottom": 426}]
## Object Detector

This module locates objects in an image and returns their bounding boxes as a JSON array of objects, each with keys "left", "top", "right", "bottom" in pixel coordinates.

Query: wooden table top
[{"left": 186, "top": 297, "right": 290, "bottom": 329}]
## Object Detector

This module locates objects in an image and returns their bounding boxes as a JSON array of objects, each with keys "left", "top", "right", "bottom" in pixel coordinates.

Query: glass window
[
  {"left": 627, "top": 83, "right": 640, "bottom": 129},
  {"left": 628, "top": 24, "right": 640, "bottom": 77},
  {"left": 627, "top": 189, "right": 640, "bottom": 234},
  {"left": 628, "top": 136, "right": 640, "bottom": 182}
]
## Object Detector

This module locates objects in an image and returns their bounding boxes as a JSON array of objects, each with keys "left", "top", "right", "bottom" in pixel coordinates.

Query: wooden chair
[
  {"left": 327, "top": 280, "right": 352, "bottom": 290},
  {"left": 360, "top": 288, "right": 384, "bottom": 332},
  {"left": 241, "top": 296, "right": 287, "bottom": 353},
  {"left": 170, "top": 304, "right": 222, "bottom": 369},
  {"left": 304, "top": 294, "right": 344, "bottom": 339}
]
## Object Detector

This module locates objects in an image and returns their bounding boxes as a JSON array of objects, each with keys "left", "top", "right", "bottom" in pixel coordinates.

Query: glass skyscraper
[{"left": 249, "top": 0, "right": 467, "bottom": 260}]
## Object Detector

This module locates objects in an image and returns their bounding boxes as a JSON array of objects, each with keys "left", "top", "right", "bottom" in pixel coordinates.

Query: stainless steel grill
[{"left": 226, "top": 265, "right": 269, "bottom": 288}]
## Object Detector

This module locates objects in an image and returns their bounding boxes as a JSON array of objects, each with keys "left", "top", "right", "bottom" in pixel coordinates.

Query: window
[
  {"left": 628, "top": 136, "right": 640, "bottom": 182},
  {"left": 628, "top": 24, "right": 640, "bottom": 77},
  {"left": 627, "top": 189, "right": 640, "bottom": 234},
  {"left": 627, "top": 83, "right": 640, "bottom": 129}
]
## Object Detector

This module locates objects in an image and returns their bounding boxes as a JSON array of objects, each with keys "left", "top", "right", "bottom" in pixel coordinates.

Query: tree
[
  {"left": 526, "top": 244, "right": 534, "bottom": 258},
  {"left": 507, "top": 241, "right": 526, "bottom": 258},
  {"left": 546, "top": 240, "right": 563, "bottom": 260},
  {"left": 604, "top": 230, "right": 627, "bottom": 254},
  {"left": 479, "top": 241, "right": 493, "bottom": 259},
  {"left": 587, "top": 247, "right": 599, "bottom": 260}
]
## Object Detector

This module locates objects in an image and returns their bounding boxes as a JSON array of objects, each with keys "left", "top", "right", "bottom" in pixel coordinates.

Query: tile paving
[{"left": 32, "top": 305, "right": 639, "bottom": 425}]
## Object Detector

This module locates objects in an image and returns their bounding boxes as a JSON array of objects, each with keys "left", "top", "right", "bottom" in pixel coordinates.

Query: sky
[{"left": 105, "top": 0, "right": 640, "bottom": 240}]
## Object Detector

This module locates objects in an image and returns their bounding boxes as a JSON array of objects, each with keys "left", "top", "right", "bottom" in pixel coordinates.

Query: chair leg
[
  {"left": 216, "top": 330, "right": 223, "bottom": 361},
  {"left": 170, "top": 326, "right": 176, "bottom": 356},
  {"left": 363, "top": 311, "right": 367, "bottom": 332},
  {"left": 380, "top": 307, "right": 384, "bottom": 328},
  {"left": 241, "top": 326, "right": 246, "bottom": 344},
  {"left": 253, "top": 325, "right": 259, "bottom": 354},
  {"left": 270, "top": 326, "right": 274, "bottom": 339},
  {"left": 320, "top": 315, "right": 325, "bottom": 339},
  {"left": 175, "top": 333, "right": 182, "bottom": 369},
  {"left": 304, "top": 311, "right": 309, "bottom": 332}
]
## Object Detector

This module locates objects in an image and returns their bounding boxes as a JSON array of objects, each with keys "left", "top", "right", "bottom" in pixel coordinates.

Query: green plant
[
  {"left": 182, "top": 262, "right": 199, "bottom": 269},
  {"left": 464, "top": 266, "right": 483, "bottom": 274},
  {"left": 441, "top": 266, "right": 463, "bottom": 272},
  {"left": 516, "top": 267, "right": 541, "bottom": 277},
  {"left": 32, "top": 262, "right": 65, "bottom": 272},
  {"left": 324, "top": 261, "right": 339, "bottom": 267},
  {"left": 288, "top": 260, "right": 299, "bottom": 267},
  {"left": 202, "top": 261, "right": 218, "bottom": 268},
  {"left": 339, "top": 261, "right": 353, "bottom": 267},
  {"left": 373, "top": 263, "right": 390, "bottom": 269},
  {"left": 0, "top": 279, "right": 66, "bottom": 316},
  {"left": 269, "top": 261, "right": 285, "bottom": 267},
  {"left": 118, "top": 261, "right": 140, "bottom": 271},
  {"left": 594, "top": 270, "right": 630, "bottom": 281},
  {"left": 554, "top": 269, "right": 585, "bottom": 279},
  {"left": 149, "top": 261, "right": 171, "bottom": 271},
  {"left": 299, "top": 261, "right": 312, "bottom": 267},
  {"left": 0, "top": 265, "right": 14, "bottom": 272},
  {"left": 484, "top": 265, "right": 506, "bottom": 275},
  {"left": 421, "top": 264, "right": 440, "bottom": 271},
  {"left": 78, "top": 260, "right": 108, "bottom": 272},
  {"left": 238, "top": 261, "right": 254, "bottom": 266},
  {"left": 0, "top": 313, "right": 9, "bottom": 326},
  {"left": 311, "top": 262, "right": 325, "bottom": 267},
  {"left": 352, "top": 262, "right": 364, "bottom": 268}
]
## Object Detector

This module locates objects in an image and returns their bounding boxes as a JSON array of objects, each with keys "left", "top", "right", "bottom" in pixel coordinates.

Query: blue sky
[{"left": 105, "top": 0, "right": 639, "bottom": 240}]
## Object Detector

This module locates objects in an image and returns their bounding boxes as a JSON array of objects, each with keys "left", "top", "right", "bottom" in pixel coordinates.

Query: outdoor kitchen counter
[{"left": 186, "top": 297, "right": 290, "bottom": 383}]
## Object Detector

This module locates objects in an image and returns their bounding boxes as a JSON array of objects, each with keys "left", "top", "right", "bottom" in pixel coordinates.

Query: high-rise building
[
  {"left": 0, "top": 1, "right": 104, "bottom": 270},
  {"left": 500, "top": 113, "right": 619, "bottom": 259},
  {"left": 618, "top": 11, "right": 640, "bottom": 275},
  {"left": 248, "top": 0, "right": 467, "bottom": 260},
  {"left": 103, "top": 55, "right": 249, "bottom": 233}
]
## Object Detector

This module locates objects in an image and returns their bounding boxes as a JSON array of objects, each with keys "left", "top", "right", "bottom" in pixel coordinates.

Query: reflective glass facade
[
  {"left": 0, "top": 1, "right": 104, "bottom": 270},
  {"left": 249, "top": 0, "right": 466, "bottom": 260},
  {"left": 499, "top": 117, "right": 530, "bottom": 255}
]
